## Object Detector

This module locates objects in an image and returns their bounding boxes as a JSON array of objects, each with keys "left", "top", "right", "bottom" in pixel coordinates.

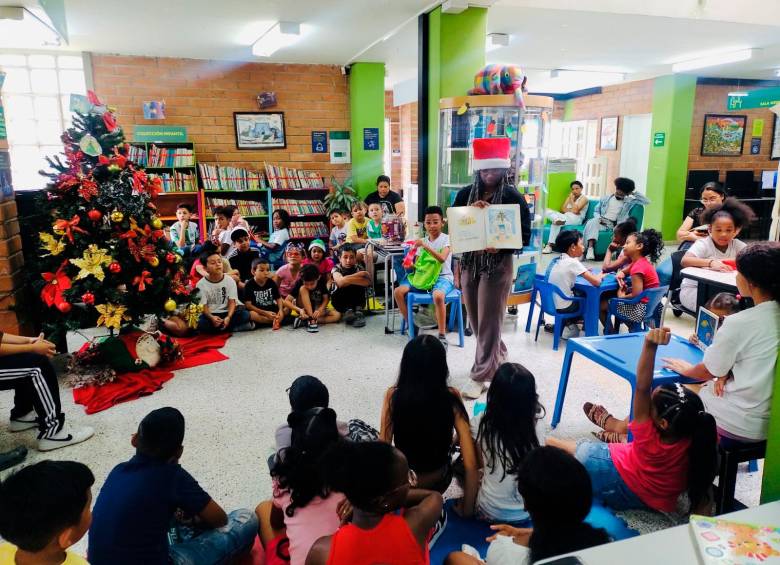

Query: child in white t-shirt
[{"left": 547, "top": 230, "right": 604, "bottom": 339}]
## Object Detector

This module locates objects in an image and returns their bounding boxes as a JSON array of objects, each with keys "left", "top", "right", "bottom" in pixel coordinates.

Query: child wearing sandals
[{"left": 548, "top": 328, "right": 718, "bottom": 515}]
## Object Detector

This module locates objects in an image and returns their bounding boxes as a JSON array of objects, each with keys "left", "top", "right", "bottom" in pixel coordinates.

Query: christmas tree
[{"left": 30, "top": 91, "right": 194, "bottom": 342}]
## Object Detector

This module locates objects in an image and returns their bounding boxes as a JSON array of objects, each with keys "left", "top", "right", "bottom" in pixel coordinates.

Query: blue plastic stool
[{"left": 400, "top": 288, "right": 465, "bottom": 347}]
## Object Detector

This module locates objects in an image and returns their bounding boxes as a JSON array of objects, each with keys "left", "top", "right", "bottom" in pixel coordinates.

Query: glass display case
[{"left": 437, "top": 94, "right": 554, "bottom": 302}]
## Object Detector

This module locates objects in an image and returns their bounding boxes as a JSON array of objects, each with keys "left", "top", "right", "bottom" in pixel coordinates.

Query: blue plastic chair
[
  {"left": 530, "top": 279, "right": 585, "bottom": 351},
  {"left": 400, "top": 288, "right": 465, "bottom": 347},
  {"left": 606, "top": 285, "right": 669, "bottom": 334}
]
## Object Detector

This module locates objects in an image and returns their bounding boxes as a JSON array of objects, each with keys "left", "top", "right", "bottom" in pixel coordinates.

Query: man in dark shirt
[{"left": 88, "top": 407, "right": 257, "bottom": 565}]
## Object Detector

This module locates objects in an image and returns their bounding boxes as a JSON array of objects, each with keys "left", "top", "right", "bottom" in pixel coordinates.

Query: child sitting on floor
[
  {"left": 394, "top": 206, "right": 454, "bottom": 347},
  {"left": 88, "top": 407, "right": 258, "bottom": 565},
  {"left": 548, "top": 328, "right": 718, "bottom": 515},
  {"left": 328, "top": 209, "right": 349, "bottom": 261},
  {"left": 445, "top": 446, "right": 611, "bottom": 565},
  {"left": 190, "top": 241, "right": 239, "bottom": 288},
  {"left": 257, "top": 209, "right": 291, "bottom": 266},
  {"left": 331, "top": 245, "right": 371, "bottom": 328},
  {"left": 274, "top": 244, "right": 304, "bottom": 300},
  {"left": 286, "top": 264, "right": 341, "bottom": 333},
  {"left": 304, "top": 239, "right": 334, "bottom": 281},
  {"left": 169, "top": 202, "right": 200, "bottom": 257},
  {"left": 548, "top": 230, "right": 604, "bottom": 340},
  {"left": 228, "top": 226, "right": 260, "bottom": 295},
  {"left": 471, "top": 363, "right": 544, "bottom": 525},
  {"left": 307, "top": 441, "right": 443, "bottom": 565},
  {"left": 601, "top": 217, "right": 638, "bottom": 273},
  {"left": 258, "top": 407, "right": 346, "bottom": 565},
  {"left": 196, "top": 249, "right": 254, "bottom": 333},
  {"left": 347, "top": 202, "right": 374, "bottom": 279},
  {"left": 0, "top": 460, "right": 94, "bottom": 565},
  {"left": 244, "top": 258, "right": 285, "bottom": 330},
  {"left": 603, "top": 228, "right": 663, "bottom": 333}
]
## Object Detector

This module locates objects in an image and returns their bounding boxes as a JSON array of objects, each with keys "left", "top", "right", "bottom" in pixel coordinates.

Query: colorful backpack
[{"left": 407, "top": 248, "right": 443, "bottom": 291}]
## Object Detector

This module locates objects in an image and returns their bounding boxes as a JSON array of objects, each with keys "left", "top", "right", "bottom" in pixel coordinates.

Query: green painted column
[
  {"left": 349, "top": 62, "right": 385, "bottom": 199},
  {"left": 761, "top": 354, "right": 780, "bottom": 503},
  {"left": 426, "top": 6, "right": 487, "bottom": 206},
  {"left": 645, "top": 75, "right": 696, "bottom": 238}
]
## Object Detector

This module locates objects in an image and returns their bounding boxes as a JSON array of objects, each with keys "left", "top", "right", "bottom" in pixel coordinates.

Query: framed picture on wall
[
  {"left": 599, "top": 116, "right": 618, "bottom": 151},
  {"left": 771, "top": 114, "right": 780, "bottom": 160},
  {"left": 701, "top": 113, "right": 746, "bottom": 156},
  {"left": 233, "top": 111, "right": 286, "bottom": 150}
]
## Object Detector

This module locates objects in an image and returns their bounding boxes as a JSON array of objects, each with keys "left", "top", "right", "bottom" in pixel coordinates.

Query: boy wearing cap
[
  {"left": 228, "top": 226, "right": 260, "bottom": 296},
  {"left": 88, "top": 407, "right": 258, "bottom": 565}
]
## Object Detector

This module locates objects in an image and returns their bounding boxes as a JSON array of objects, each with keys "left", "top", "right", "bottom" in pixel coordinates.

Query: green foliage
[{"left": 323, "top": 176, "right": 358, "bottom": 215}]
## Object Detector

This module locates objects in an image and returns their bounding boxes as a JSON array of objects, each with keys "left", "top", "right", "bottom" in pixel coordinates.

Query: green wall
[
  {"left": 426, "top": 6, "right": 487, "bottom": 206},
  {"left": 349, "top": 62, "right": 385, "bottom": 199},
  {"left": 645, "top": 75, "right": 696, "bottom": 238},
  {"left": 761, "top": 355, "right": 780, "bottom": 503}
]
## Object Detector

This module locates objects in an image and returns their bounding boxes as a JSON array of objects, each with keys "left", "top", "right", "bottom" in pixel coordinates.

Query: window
[
  {"left": 549, "top": 119, "right": 598, "bottom": 182},
  {"left": 0, "top": 53, "right": 86, "bottom": 190}
]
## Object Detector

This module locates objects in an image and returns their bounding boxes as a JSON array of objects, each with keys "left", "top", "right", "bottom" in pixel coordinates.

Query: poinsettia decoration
[{"left": 40, "top": 261, "right": 72, "bottom": 307}]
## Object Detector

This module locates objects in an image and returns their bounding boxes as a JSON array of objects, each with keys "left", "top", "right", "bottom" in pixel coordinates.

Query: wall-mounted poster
[
  {"left": 599, "top": 116, "right": 618, "bottom": 151},
  {"left": 701, "top": 114, "right": 747, "bottom": 156},
  {"left": 234, "top": 112, "right": 286, "bottom": 150},
  {"left": 772, "top": 114, "right": 780, "bottom": 160}
]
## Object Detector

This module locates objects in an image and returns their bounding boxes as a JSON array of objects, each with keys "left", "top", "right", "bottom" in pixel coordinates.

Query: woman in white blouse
[{"left": 543, "top": 180, "right": 589, "bottom": 254}]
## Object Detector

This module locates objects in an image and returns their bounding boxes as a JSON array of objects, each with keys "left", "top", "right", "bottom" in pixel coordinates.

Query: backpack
[{"left": 407, "top": 248, "right": 443, "bottom": 291}]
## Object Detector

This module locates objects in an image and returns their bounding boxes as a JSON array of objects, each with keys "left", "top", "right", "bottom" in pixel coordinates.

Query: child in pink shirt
[
  {"left": 273, "top": 245, "right": 304, "bottom": 299},
  {"left": 548, "top": 328, "right": 718, "bottom": 514}
]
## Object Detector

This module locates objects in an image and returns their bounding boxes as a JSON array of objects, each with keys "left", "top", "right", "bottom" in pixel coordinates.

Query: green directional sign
[
  {"left": 133, "top": 125, "right": 187, "bottom": 143},
  {"left": 653, "top": 132, "right": 666, "bottom": 147},
  {"left": 727, "top": 87, "right": 780, "bottom": 110}
]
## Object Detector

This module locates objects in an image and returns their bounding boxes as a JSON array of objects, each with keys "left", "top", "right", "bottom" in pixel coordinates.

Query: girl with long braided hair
[{"left": 452, "top": 138, "right": 530, "bottom": 399}]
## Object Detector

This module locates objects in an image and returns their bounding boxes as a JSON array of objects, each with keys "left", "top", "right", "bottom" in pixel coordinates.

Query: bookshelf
[{"left": 264, "top": 163, "right": 329, "bottom": 242}]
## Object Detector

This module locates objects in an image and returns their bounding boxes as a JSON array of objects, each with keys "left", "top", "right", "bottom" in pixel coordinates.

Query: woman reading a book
[{"left": 452, "top": 137, "right": 530, "bottom": 400}]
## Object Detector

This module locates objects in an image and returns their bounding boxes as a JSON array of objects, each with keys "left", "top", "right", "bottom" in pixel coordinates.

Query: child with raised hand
[
  {"left": 331, "top": 245, "right": 371, "bottom": 328},
  {"left": 274, "top": 244, "right": 305, "bottom": 299},
  {"left": 394, "top": 206, "right": 454, "bottom": 347},
  {"left": 286, "top": 264, "right": 341, "bottom": 333},
  {"left": 88, "top": 407, "right": 258, "bottom": 565},
  {"left": 679, "top": 198, "right": 754, "bottom": 312},
  {"left": 663, "top": 242, "right": 780, "bottom": 444},
  {"left": 304, "top": 239, "right": 335, "bottom": 279},
  {"left": 169, "top": 202, "right": 200, "bottom": 256},
  {"left": 548, "top": 230, "right": 604, "bottom": 340},
  {"left": 196, "top": 249, "right": 254, "bottom": 332},
  {"left": 328, "top": 209, "right": 349, "bottom": 261},
  {"left": 258, "top": 209, "right": 291, "bottom": 266},
  {"left": 258, "top": 407, "right": 346, "bottom": 565},
  {"left": 445, "top": 446, "right": 611, "bottom": 565},
  {"left": 603, "top": 228, "right": 664, "bottom": 332},
  {"left": 0, "top": 460, "right": 94, "bottom": 565},
  {"left": 548, "top": 328, "right": 718, "bottom": 515},
  {"left": 244, "top": 258, "right": 285, "bottom": 330},
  {"left": 601, "top": 217, "right": 638, "bottom": 273},
  {"left": 471, "top": 363, "right": 544, "bottom": 525},
  {"left": 306, "top": 441, "right": 443, "bottom": 565}
]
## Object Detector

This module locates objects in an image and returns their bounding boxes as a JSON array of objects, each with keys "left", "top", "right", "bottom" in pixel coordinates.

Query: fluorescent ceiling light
[
  {"left": 671, "top": 48, "right": 754, "bottom": 73},
  {"left": 549, "top": 69, "right": 626, "bottom": 81},
  {"left": 486, "top": 33, "right": 509, "bottom": 52},
  {"left": 728, "top": 91, "right": 748, "bottom": 97},
  {"left": 252, "top": 22, "right": 303, "bottom": 57},
  {"left": 0, "top": 7, "right": 61, "bottom": 48}
]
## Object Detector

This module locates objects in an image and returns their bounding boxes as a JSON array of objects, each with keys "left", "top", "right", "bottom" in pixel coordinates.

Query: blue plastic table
[
  {"left": 551, "top": 332, "right": 703, "bottom": 428},
  {"left": 574, "top": 271, "right": 620, "bottom": 336}
]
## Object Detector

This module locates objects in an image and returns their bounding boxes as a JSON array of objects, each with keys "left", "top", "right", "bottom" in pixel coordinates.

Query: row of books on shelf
[
  {"left": 264, "top": 164, "right": 324, "bottom": 190},
  {"left": 206, "top": 198, "right": 267, "bottom": 217},
  {"left": 154, "top": 172, "right": 197, "bottom": 193},
  {"left": 198, "top": 163, "right": 266, "bottom": 191},
  {"left": 130, "top": 145, "right": 195, "bottom": 168},
  {"left": 289, "top": 222, "right": 328, "bottom": 239},
  {"left": 272, "top": 199, "right": 326, "bottom": 216}
]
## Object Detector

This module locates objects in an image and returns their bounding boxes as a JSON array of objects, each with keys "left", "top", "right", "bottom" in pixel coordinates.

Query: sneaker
[
  {"left": 293, "top": 317, "right": 305, "bottom": 329},
  {"left": 353, "top": 311, "right": 366, "bottom": 328},
  {"left": 307, "top": 320, "right": 319, "bottom": 333},
  {"left": 585, "top": 247, "right": 595, "bottom": 261},
  {"left": 0, "top": 446, "right": 27, "bottom": 472},
  {"left": 561, "top": 325, "right": 580, "bottom": 340},
  {"left": 234, "top": 321, "right": 255, "bottom": 332},
  {"left": 38, "top": 425, "right": 94, "bottom": 452},
  {"left": 344, "top": 309, "right": 356, "bottom": 325},
  {"left": 438, "top": 334, "right": 449, "bottom": 349},
  {"left": 461, "top": 380, "right": 487, "bottom": 400},
  {"left": 428, "top": 506, "right": 448, "bottom": 548},
  {"left": 9, "top": 411, "right": 37, "bottom": 433},
  {"left": 542, "top": 244, "right": 553, "bottom": 254}
]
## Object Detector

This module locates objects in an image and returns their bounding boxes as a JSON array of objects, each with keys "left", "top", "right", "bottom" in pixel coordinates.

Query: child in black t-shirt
[
  {"left": 244, "top": 258, "right": 285, "bottom": 330},
  {"left": 228, "top": 227, "right": 259, "bottom": 296},
  {"left": 285, "top": 264, "right": 341, "bottom": 333},
  {"left": 331, "top": 244, "right": 370, "bottom": 328}
]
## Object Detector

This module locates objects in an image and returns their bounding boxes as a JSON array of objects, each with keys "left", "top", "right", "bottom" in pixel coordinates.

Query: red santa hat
[{"left": 472, "top": 137, "right": 511, "bottom": 171}]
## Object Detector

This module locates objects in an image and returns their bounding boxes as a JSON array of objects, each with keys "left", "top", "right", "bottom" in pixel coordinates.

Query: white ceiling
[{"left": 1, "top": 0, "right": 779, "bottom": 96}]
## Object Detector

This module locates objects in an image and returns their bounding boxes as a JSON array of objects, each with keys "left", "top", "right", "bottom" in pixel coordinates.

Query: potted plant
[{"left": 324, "top": 176, "right": 358, "bottom": 216}]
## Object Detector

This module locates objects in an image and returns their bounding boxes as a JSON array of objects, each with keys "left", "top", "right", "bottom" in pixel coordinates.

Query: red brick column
[{"left": 0, "top": 194, "right": 25, "bottom": 334}]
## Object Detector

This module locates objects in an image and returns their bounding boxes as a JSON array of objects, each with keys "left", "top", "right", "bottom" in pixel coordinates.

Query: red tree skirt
[{"left": 72, "top": 333, "right": 231, "bottom": 414}]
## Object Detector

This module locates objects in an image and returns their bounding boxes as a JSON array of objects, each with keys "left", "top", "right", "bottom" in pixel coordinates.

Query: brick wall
[
  {"left": 385, "top": 91, "right": 402, "bottom": 190},
  {"left": 688, "top": 83, "right": 777, "bottom": 181},
  {"left": 556, "top": 79, "right": 655, "bottom": 184},
  {"left": 385, "top": 91, "right": 418, "bottom": 194},
  {"left": 90, "top": 55, "right": 351, "bottom": 182}
]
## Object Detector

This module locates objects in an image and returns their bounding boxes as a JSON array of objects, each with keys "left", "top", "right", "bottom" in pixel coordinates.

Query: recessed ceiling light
[
  {"left": 671, "top": 48, "right": 754, "bottom": 73},
  {"left": 728, "top": 91, "right": 748, "bottom": 97},
  {"left": 486, "top": 33, "right": 510, "bottom": 52},
  {"left": 252, "top": 22, "right": 303, "bottom": 57}
]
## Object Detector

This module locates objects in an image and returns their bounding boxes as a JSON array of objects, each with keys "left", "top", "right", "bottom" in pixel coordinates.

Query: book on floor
[
  {"left": 689, "top": 514, "right": 780, "bottom": 564},
  {"left": 446, "top": 204, "right": 523, "bottom": 254}
]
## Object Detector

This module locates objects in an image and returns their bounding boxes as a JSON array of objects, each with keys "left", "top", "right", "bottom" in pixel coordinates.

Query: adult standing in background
[
  {"left": 453, "top": 138, "right": 530, "bottom": 399},
  {"left": 364, "top": 175, "right": 406, "bottom": 217}
]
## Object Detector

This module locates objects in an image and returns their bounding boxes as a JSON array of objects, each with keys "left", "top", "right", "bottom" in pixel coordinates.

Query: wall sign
[
  {"left": 727, "top": 87, "right": 780, "bottom": 110},
  {"left": 363, "top": 127, "right": 379, "bottom": 151},
  {"left": 311, "top": 131, "right": 328, "bottom": 154},
  {"left": 133, "top": 125, "right": 187, "bottom": 143},
  {"left": 329, "top": 131, "right": 350, "bottom": 164},
  {"left": 652, "top": 132, "right": 666, "bottom": 147},
  {"left": 750, "top": 137, "right": 762, "bottom": 155},
  {"left": 752, "top": 119, "right": 764, "bottom": 137}
]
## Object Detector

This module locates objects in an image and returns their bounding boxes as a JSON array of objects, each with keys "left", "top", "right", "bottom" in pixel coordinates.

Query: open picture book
[
  {"left": 689, "top": 514, "right": 780, "bottom": 564},
  {"left": 446, "top": 204, "right": 523, "bottom": 254}
]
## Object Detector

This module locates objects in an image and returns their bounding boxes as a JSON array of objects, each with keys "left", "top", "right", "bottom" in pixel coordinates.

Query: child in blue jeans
[{"left": 394, "top": 206, "right": 453, "bottom": 348}]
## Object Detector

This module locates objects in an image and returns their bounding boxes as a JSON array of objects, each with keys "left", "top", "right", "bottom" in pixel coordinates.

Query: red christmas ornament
[
  {"left": 108, "top": 262, "right": 122, "bottom": 274},
  {"left": 103, "top": 111, "right": 118, "bottom": 132},
  {"left": 81, "top": 291, "right": 95, "bottom": 305},
  {"left": 165, "top": 252, "right": 176, "bottom": 264},
  {"left": 56, "top": 301, "right": 72, "bottom": 313},
  {"left": 87, "top": 209, "right": 103, "bottom": 222}
]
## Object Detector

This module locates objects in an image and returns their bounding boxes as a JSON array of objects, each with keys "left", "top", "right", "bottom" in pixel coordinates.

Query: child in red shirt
[{"left": 548, "top": 328, "right": 718, "bottom": 514}]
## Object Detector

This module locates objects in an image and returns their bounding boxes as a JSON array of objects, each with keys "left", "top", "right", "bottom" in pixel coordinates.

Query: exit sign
[{"left": 653, "top": 132, "right": 666, "bottom": 147}]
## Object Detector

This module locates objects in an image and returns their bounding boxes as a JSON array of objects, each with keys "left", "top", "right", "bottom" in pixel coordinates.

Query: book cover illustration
[
  {"left": 447, "top": 204, "right": 522, "bottom": 254},
  {"left": 689, "top": 515, "right": 780, "bottom": 564},
  {"left": 513, "top": 263, "right": 536, "bottom": 293},
  {"left": 695, "top": 307, "right": 720, "bottom": 351}
]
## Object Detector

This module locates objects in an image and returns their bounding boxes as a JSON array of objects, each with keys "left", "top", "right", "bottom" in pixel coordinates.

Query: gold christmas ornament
[
  {"left": 70, "top": 244, "right": 112, "bottom": 281},
  {"left": 184, "top": 303, "right": 204, "bottom": 328},
  {"left": 164, "top": 298, "right": 177, "bottom": 312},
  {"left": 151, "top": 217, "right": 163, "bottom": 229},
  {"left": 39, "top": 232, "right": 65, "bottom": 256},
  {"left": 147, "top": 256, "right": 160, "bottom": 268},
  {"left": 95, "top": 303, "right": 130, "bottom": 330},
  {"left": 110, "top": 209, "right": 124, "bottom": 223}
]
